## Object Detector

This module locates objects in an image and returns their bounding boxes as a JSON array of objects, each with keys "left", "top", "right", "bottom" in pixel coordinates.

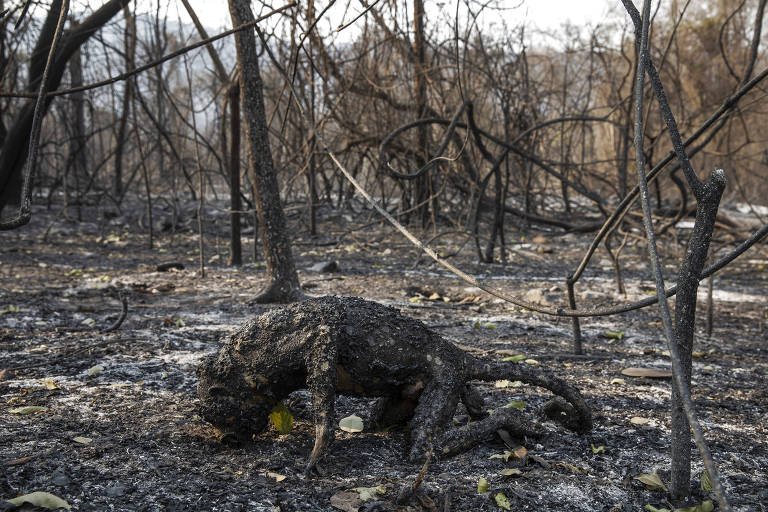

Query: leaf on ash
[
  {"left": 610, "top": 378, "right": 625, "bottom": 386},
  {"left": 604, "top": 330, "right": 624, "bottom": 340},
  {"left": 643, "top": 505, "right": 671, "bottom": 512},
  {"left": 676, "top": 500, "right": 714, "bottom": 512},
  {"left": 9, "top": 406, "right": 48, "bottom": 415},
  {"left": 630, "top": 416, "right": 650, "bottom": 426},
  {"left": 700, "top": 470, "right": 713, "bottom": 491},
  {"left": 267, "top": 471, "right": 286, "bottom": 482},
  {"left": 268, "top": 403, "right": 294, "bottom": 435},
  {"left": 73, "top": 436, "right": 92, "bottom": 444},
  {"left": 338, "top": 414, "right": 363, "bottom": 433},
  {"left": 87, "top": 365, "right": 104, "bottom": 377},
  {"left": 353, "top": 486, "right": 385, "bottom": 502},
  {"left": 40, "top": 378, "right": 59, "bottom": 390},
  {"left": 6, "top": 491, "right": 71, "bottom": 510},
  {"left": 0, "top": 304, "right": 19, "bottom": 314},
  {"left": 634, "top": 472, "right": 668, "bottom": 491},
  {"left": 81, "top": 318, "right": 96, "bottom": 327},
  {"left": 621, "top": 367, "right": 673, "bottom": 378},
  {"left": 502, "top": 354, "right": 526, "bottom": 362},
  {"left": 477, "top": 477, "right": 490, "bottom": 493},
  {"left": 494, "top": 493, "right": 512, "bottom": 510},
  {"left": 330, "top": 491, "right": 360, "bottom": 512},
  {"left": 499, "top": 468, "right": 522, "bottom": 477},
  {"left": 505, "top": 400, "right": 526, "bottom": 411},
  {"left": 590, "top": 444, "right": 605, "bottom": 454},
  {"left": 512, "top": 446, "right": 528, "bottom": 459},
  {"left": 489, "top": 451, "right": 513, "bottom": 461},
  {"left": 524, "top": 359, "right": 539, "bottom": 365}
]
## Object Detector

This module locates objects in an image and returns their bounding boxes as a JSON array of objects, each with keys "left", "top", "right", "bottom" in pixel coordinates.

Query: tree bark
[
  {"left": 228, "top": 83, "right": 242, "bottom": 266},
  {"left": 670, "top": 169, "right": 726, "bottom": 500},
  {"left": 228, "top": 0, "right": 302, "bottom": 303}
]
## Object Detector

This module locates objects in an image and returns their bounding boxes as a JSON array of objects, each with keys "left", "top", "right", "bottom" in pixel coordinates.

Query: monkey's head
[{"left": 196, "top": 353, "right": 276, "bottom": 444}]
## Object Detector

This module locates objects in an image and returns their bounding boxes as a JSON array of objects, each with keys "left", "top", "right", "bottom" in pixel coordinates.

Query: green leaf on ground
[
  {"left": 494, "top": 493, "right": 512, "bottom": 510},
  {"left": 499, "top": 468, "right": 522, "bottom": 476},
  {"left": 644, "top": 505, "right": 671, "bottom": 512},
  {"left": 502, "top": 355, "right": 526, "bottom": 362},
  {"left": 700, "top": 470, "right": 713, "bottom": 491},
  {"left": 477, "top": 477, "right": 489, "bottom": 493},
  {"left": 604, "top": 330, "right": 624, "bottom": 340},
  {"left": 505, "top": 400, "right": 526, "bottom": 411},
  {"left": 675, "top": 501, "right": 714, "bottom": 512},
  {"left": 269, "top": 403, "right": 293, "bottom": 434},
  {"left": 590, "top": 444, "right": 605, "bottom": 454}
]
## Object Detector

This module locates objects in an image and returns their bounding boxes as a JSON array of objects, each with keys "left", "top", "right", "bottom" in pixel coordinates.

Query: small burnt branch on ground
[{"left": 197, "top": 296, "right": 592, "bottom": 473}]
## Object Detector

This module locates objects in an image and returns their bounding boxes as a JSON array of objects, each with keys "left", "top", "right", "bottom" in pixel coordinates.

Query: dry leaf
[
  {"left": 330, "top": 491, "right": 361, "bottom": 512},
  {"left": 635, "top": 472, "right": 667, "bottom": 491},
  {"left": 7, "top": 491, "right": 71, "bottom": 510},
  {"left": 630, "top": 416, "right": 650, "bottom": 425},
  {"left": 9, "top": 406, "right": 48, "bottom": 415},
  {"left": 621, "top": 367, "right": 672, "bottom": 378}
]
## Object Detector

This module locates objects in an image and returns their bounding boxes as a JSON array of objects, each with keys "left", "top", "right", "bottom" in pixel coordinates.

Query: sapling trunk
[{"left": 670, "top": 169, "right": 725, "bottom": 500}]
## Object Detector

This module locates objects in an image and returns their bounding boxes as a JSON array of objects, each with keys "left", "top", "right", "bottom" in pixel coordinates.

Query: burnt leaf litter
[{"left": 1, "top": 203, "right": 766, "bottom": 511}]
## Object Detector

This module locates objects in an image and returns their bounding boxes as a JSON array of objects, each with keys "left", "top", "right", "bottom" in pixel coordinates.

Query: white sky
[{"left": 174, "top": 0, "right": 619, "bottom": 33}]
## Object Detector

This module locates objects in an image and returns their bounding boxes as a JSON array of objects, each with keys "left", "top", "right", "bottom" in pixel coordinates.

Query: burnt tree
[{"left": 228, "top": 0, "right": 302, "bottom": 303}]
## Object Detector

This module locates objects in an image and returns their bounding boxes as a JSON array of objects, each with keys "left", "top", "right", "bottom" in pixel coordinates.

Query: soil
[{"left": 1, "top": 202, "right": 766, "bottom": 512}]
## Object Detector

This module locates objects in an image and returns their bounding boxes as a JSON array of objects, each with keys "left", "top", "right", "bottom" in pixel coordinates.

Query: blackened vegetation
[{"left": 197, "top": 296, "right": 592, "bottom": 473}]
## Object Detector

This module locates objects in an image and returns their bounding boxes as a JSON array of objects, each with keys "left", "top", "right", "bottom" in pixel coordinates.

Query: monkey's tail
[{"left": 467, "top": 357, "right": 592, "bottom": 434}]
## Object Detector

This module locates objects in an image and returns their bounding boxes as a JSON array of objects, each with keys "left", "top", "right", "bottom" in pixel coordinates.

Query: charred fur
[{"left": 197, "top": 296, "right": 592, "bottom": 473}]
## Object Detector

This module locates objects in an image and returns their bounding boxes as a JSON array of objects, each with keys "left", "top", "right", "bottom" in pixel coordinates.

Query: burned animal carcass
[{"left": 197, "top": 296, "right": 591, "bottom": 473}]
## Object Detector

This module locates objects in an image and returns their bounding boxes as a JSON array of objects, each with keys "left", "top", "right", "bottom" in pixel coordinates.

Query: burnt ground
[{"left": 0, "top": 201, "right": 766, "bottom": 512}]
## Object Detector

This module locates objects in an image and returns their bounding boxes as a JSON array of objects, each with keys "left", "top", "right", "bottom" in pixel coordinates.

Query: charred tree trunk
[
  {"left": 113, "top": 4, "right": 135, "bottom": 202},
  {"left": 228, "top": 83, "right": 242, "bottom": 266},
  {"left": 228, "top": 0, "right": 302, "bottom": 303},
  {"left": 0, "top": 0, "right": 130, "bottom": 216},
  {"left": 412, "top": 0, "right": 431, "bottom": 228}
]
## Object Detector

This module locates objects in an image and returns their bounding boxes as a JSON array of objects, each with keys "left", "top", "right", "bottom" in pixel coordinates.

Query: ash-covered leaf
[
  {"left": 269, "top": 403, "right": 293, "bottom": 434},
  {"left": 353, "top": 486, "right": 385, "bottom": 502},
  {"left": 9, "top": 406, "right": 48, "bottom": 415},
  {"left": 73, "top": 436, "right": 92, "bottom": 444},
  {"left": 635, "top": 472, "right": 667, "bottom": 491},
  {"left": 7, "top": 491, "right": 71, "bottom": 510},
  {"left": 499, "top": 468, "right": 522, "bottom": 476},
  {"left": 87, "top": 365, "right": 104, "bottom": 377},
  {"left": 339, "top": 414, "right": 363, "bottom": 433}
]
